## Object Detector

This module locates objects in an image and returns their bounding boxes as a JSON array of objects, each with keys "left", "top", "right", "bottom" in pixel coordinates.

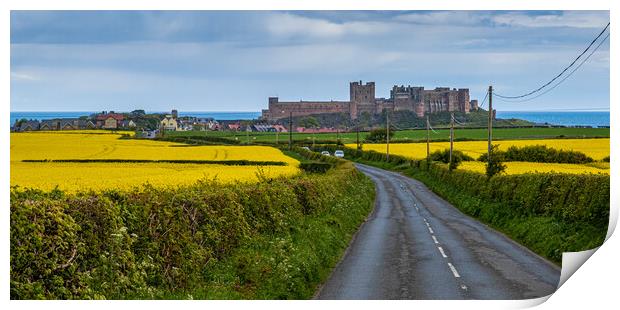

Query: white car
[
  {"left": 321, "top": 151, "right": 331, "bottom": 156},
  {"left": 301, "top": 147, "right": 311, "bottom": 151},
  {"left": 334, "top": 150, "right": 345, "bottom": 158}
]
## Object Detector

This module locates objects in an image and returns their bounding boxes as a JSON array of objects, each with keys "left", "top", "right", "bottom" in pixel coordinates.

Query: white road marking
[
  {"left": 460, "top": 285, "right": 468, "bottom": 291},
  {"left": 428, "top": 227, "right": 434, "bottom": 234},
  {"left": 425, "top": 222, "right": 430, "bottom": 227},
  {"left": 447, "top": 263, "right": 461, "bottom": 278},
  {"left": 432, "top": 235, "right": 439, "bottom": 244},
  {"left": 437, "top": 246, "right": 448, "bottom": 258}
]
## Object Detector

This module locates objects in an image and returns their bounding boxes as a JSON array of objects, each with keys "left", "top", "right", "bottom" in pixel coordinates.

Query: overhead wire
[
  {"left": 493, "top": 32, "right": 610, "bottom": 103},
  {"left": 492, "top": 22, "right": 610, "bottom": 100}
]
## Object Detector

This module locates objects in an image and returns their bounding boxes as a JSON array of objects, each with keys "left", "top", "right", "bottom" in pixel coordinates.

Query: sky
[{"left": 10, "top": 10, "right": 610, "bottom": 112}]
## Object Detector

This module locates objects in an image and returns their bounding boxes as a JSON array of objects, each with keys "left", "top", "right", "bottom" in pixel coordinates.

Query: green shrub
[
  {"left": 429, "top": 149, "right": 474, "bottom": 170},
  {"left": 364, "top": 128, "right": 395, "bottom": 143},
  {"left": 603, "top": 156, "right": 610, "bottom": 162},
  {"left": 478, "top": 145, "right": 594, "bottom": 164},
  {"left": 299, "top": 161, "right": 333, "bottom": 173},
  {"left": 485, "top": 145, "right": 507, "bottom": 178}
]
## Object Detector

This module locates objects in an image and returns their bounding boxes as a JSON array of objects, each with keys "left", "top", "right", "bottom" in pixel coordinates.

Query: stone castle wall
[{"left": 261, "top": 81, "right": 472, "bottom": 121}]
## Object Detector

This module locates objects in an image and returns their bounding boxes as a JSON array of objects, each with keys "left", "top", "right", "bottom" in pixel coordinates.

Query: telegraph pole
[
  {"left": 487, "top": 85, "right": 493, "bottom": 167},
  {"left": 288, "top": 111, "right": 293, "bottom": 150},
  {"left": 356, "top": 122, "right": 360, "bottom": 150},
  {"left": 275, "top": 129, "right": 279, "bottom": 145},
  {"left": 450, "top": 112, "right": 454, "bottom": 167},
  {"left": 426, "top": 115, "right": 430, "bottom": 162},
  {"left": 386, "top": 109, "right": 390, "bottom": 161}
]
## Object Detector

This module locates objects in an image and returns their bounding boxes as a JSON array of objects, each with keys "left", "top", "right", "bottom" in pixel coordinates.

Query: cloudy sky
[{"left": 10, "top": 11, "right": 610, "bottom": 112}]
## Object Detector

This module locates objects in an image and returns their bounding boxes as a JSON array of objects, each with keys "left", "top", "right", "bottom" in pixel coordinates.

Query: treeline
[
  {"left": 11, "top": 160, "right": 375, "bottom": 299},
  {"left": 320, "top": 145, "right": 609, "bottom": 264},
  {"left": 477, "top": 145, "right": 595, "bottom": 164}
]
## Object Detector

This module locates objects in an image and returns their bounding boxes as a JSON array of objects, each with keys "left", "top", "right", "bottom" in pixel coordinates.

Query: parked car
[
  {"left": 301, "top": 147, "right": 311, "bottom": 151},
  {"left": 334, "top": 150, "right": 345, "bottom": 158},
  {"left": 321, "top": 151, "right": 330, "bottom": 156}
]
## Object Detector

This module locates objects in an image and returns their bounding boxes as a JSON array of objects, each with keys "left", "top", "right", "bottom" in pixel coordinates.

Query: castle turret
[{"left": 349, "top": 81, "right": 375, "bottom": 120}]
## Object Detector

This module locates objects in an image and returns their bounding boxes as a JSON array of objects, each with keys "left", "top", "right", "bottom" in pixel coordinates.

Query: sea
[
  {"left": 495, "top": 111, "right": 610, "bottom": 128},
  {"left": 9, "top": 111, "right": 610, "bottom": 128},
  {"left": 9, "top": 111, "right": 262, "bottom": 126}
]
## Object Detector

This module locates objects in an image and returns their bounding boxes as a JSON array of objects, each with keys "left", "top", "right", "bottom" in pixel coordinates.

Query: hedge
[
  {"left": 11, "top": 161, "right": 375, "bottom": 299},
  {"left": 23, "top": 159, "right": 287, "bottom": 166},
  {"left": 332, "top": 145, "right": 609, "bottom": 263}
]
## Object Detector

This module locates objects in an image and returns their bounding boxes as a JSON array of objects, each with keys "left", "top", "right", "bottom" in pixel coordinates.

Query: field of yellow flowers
[
  {"left": 11, "top": 131, "right": 300, "bottom": 191},
  {"left": 350, "top": 138, "right": 610, "bottom": 175}
]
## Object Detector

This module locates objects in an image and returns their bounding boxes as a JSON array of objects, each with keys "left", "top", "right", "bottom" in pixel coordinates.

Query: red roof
[{"left": 96, "top": 113, "right": 124, "bottom": 121}]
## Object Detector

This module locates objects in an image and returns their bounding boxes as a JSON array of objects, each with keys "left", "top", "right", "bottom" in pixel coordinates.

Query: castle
[{"left": 261, "top": 81, "right": 479, "bottom": 121}]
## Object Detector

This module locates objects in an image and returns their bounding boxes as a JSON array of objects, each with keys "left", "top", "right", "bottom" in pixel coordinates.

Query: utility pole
[
  {"left": 487, "top": 85, "right": 493, "bottom": 167},
  {"left": 450, "top": 112, "right": 454, "bottom": 167},
  {"left": 426, "top": 115, "right": 430, "bottom": 162},
  {"left": 288, "top": 111, "right": 293, "bottom": 151},
  {"left": 275, "top": 129, "right": 279, "bottom": 145},
  {"left": 356, "top": 122, "right": 360, "bottom": 150},
  {"left": 386, "top": 108, "right": 390, "bottom": 161},
  {"left": 246, "top": 124, "right": 250, "bottom": 144}
]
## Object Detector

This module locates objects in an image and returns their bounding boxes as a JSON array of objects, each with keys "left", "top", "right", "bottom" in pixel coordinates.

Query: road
[{"left": 316, "top": 163, "right": 560, "bottom": 300}]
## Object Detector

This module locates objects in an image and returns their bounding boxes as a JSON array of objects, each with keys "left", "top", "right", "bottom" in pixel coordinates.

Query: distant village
[{"left": 10, "top": 109, "right": 317, "bottom": 137}]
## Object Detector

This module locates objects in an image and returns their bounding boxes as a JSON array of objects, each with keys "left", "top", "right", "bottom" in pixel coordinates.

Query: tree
[
  {"left": 365, "top": 127, "right": 395, "bottom": 143},
  {"left": 485, "top": 145, "right": 506, "bottom": 178}
]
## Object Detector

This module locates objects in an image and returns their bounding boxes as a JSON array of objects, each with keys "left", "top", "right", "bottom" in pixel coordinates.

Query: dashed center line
[
  {"left": 428, "top": 227, "right": 434, "bottom": 234},
  {"left": 432, "top": 235, "right": 439, "bottom": 244},
  {"left": 437, "top": 246, "right": 448, "bottom": 258},
  {"left": 447, "top": 263, "right": 461, "bottom": 278}
]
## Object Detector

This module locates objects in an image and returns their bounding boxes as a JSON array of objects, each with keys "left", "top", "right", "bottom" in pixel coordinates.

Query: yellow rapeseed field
[
  {"left": 457, "top": 161, "right": 609, "bottom": 175},
  {"left": 11, "top": 162, "right": 299, "bottom": 192},
  {"left": 350, "top": 138, "right": 609, "bottom": 161},
  {"left": 349, "top": 138, "right": 609, "bottom": 175},
  {"left": 11, "top": 131, "right": 300, "bottom": 191}
]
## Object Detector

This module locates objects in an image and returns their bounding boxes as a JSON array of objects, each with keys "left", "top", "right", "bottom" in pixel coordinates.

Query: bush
[
  {"left": 299, "top": 161, "right": 333, "bottom": 173},
  {"left": 485, "top": 145, "right": 507, "bottom": 178},
  {"left": 429, "top": 149, "right": 474, "bottom": 170},
  {"left": 478, "top": 145, "right": 594, "bottom": 164},
  {"left": 603, "top": 156, "right": 610, "bottom": 162},
  {"left": 364, "top": 128, "right": 395, "bottom": 143}
]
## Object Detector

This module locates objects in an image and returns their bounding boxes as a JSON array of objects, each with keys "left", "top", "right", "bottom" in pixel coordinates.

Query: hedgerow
[
  {"left": 334, "top": 145, "right": 609, "bottom": 264},
  {"left": 478, "top": 144, "right": 594, "bottom": 164},
  {"left": 11, "top": 161, "right": 375, "bottom": 299}
]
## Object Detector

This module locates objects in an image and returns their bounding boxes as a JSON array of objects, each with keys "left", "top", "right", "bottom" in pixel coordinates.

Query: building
[
  {"left": 160, "top": 115, "right": 178, "bottom": 131},
  {"left": 96, "top": 112, "right": 125, "bottom": 129},
  {"left": 261, "top": 81, "right": 475, "bottom": 121}
]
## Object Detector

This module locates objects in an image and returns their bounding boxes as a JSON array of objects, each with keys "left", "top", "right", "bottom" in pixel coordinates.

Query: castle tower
[{"left": 349, "top": 81, "right": 375, "bottom": 120}]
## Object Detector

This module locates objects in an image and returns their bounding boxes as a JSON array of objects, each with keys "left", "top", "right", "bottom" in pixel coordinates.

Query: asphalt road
[{"left": 316, "top": 163, "right": 561, "bottom": 300}]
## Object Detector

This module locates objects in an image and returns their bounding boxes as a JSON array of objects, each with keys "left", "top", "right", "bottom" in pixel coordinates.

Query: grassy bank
[
  {"left": 10, "top": 158, "right": 374, "bottom": 299},
  {"left": 324, "top": 146, "right": 609, "bottom": 265}
]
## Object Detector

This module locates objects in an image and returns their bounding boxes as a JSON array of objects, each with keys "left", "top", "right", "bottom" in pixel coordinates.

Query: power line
[
  {"left": 493, "top": 32, "right": 609, "bottom": 103},
  {"left": 493, "top": 22, "right": 610, "bottom": 99},
  {"left": 478, "top": 91, "right": 489, "bottom": 109}
]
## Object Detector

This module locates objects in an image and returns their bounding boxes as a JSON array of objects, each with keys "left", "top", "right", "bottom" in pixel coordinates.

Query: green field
[{"left": 167, "top": 127, "right": 610, "bottom": 144}]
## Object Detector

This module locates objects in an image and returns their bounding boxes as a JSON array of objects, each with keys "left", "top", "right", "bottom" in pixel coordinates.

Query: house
[
  {"left": 161, "top": 115, "right": 178, "bottom": 131},
  {"left": 228, "top": 123, "right": 241, "bottom": 131},
  {"left": 119, "top": 119, "right": 136, "bottom": 129},
  {"left": 18, "top": 120, "right": 40, "bottom": 131},
  {"left": 96, "top": 112, "right": 125, "bottom": 129},
  {"left": 40, "top": 119, "right": 61, "bottom": 130}
]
